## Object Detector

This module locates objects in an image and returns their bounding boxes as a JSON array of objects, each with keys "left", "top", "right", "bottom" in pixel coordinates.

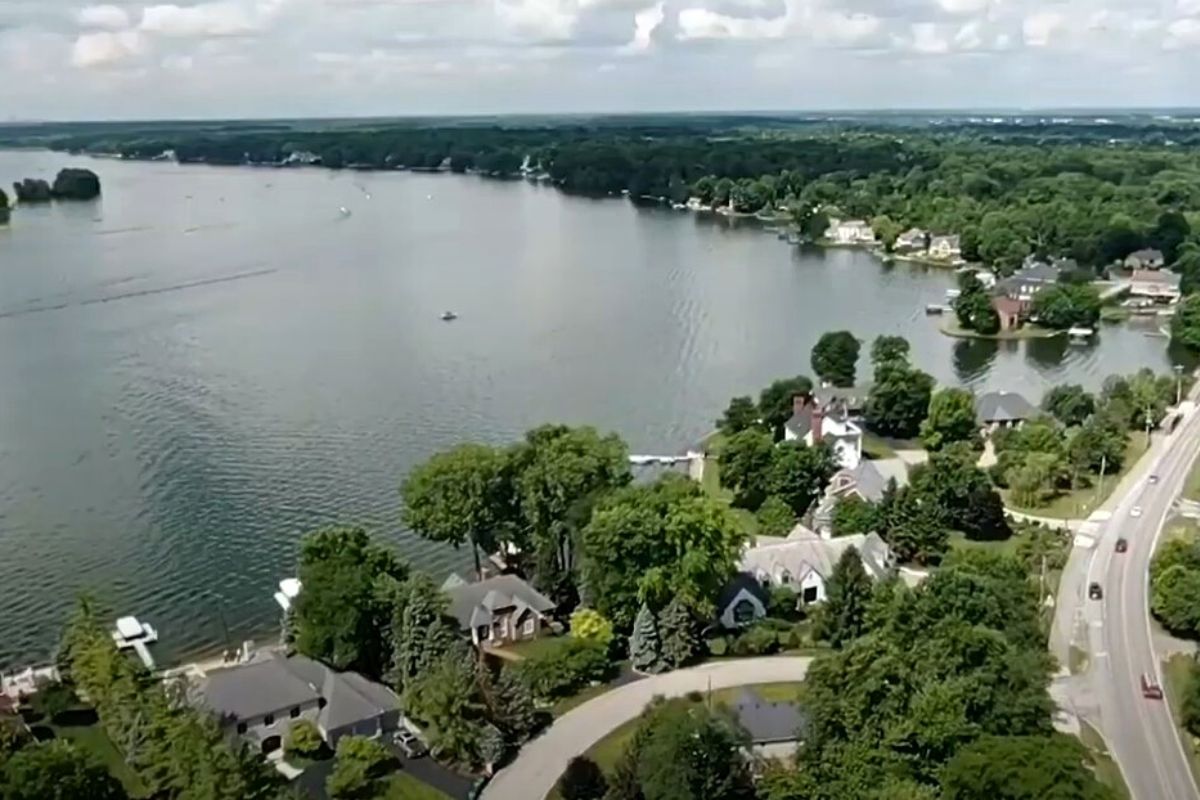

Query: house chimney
[
  {"left": 811, "top": 405, "right": 824, "bottom": 442},
  {"left": 793, "top": 394, "right": 808, "bottom": 418}
]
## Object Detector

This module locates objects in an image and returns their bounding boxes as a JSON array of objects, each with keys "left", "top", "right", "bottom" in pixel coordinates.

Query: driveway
[{"left": 481, "top": 656, "right": 813, "bottom": 800}]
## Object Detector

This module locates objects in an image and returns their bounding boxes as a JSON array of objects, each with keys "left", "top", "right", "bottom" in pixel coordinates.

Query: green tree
[
  {"left": 811, "top": 331, "right": 861, "bottom": 387},
  {"left": 885, "top": 487, "right": 950, "bottom": 565},
  {"left": 37, "top": 681, "right": 75, "bottom": 723},
  {"left": 717, "top": 396, "right": 760, "bottom": 435},
  {"left": 487, "top": 669, "right": 540, "bottom": 746},
  {"left": 719, "top": 427, "right": 775, "bottom": 509},
  {"left": 630, "top": 603, "right": 664, "bottom": 674},
  {"left": 955, "top": 272, "right": 1000, "bottom": 334},
  {"left": 658, "top": 597, "right": 701, "bottom": 669},
  {"left": 865, "top": 364, "right": 935, "bottom": 439},
  {"left": 1, "top": 741, "right": 126, "bottom": 800},
  {"left": 404, "top": 654, "right": 487, "bottom": 768},
  {"left": 389, "top": 572, "right": 464, "bottom": 693},
  {"left": 870, "top": 335, "right": 911, "bottom": 370},
  {"left": 580, "top": 477, "right": 746, "bottom": 628},
  {"left": 872, "top": 215, "right": 903, "bottom": 251},
  {"left": 1042, "top": 384, "right": 1096, "bottom": 427},
  {"left": 557, "top": 755, "right": 609, "bottom": 800},
  {"left": 1172, "top": 294, "right": 1200, "bottom": 350},
  {"left": 911, "top": 444, "right": 1011, "bottom": 541},
  {"left": 940, "top": 735, "right": 1115, "bottom": 800},
  {"left": 832, "top": 495, "right": 881, "bottom": 537},
  {"left": 767, "top": 441, "right": 839, "bottom": 516},
  {"left": 1182, "top": 659, "right": 1200, "bottom": 737},
  {"left": 284, "top": 720, "right": 324, "bottom": 758},
  {"left": 1031, "top": 284, "right": 1102, "bottom": 330},
  {"left": 569, "top": 608, "right": 615, "bottom": 648},
  {"left": 0, "top": 715, "right": 31, "bottom": 767},
  {"left": 294, "top": 527, "right": 408, "bottom": 678},
  {"left": 626, "top": 700, "right": 756, "bottom": 800},
  {"left": 921, "top": 388, "right": 979, "bottom": 451},
  {"left": 326, "top": 736, "right": 393, "bottom": 800},
  {"left": 756, "top": 495, "right": 797, "bottom": 536},
  {"left": 759, "top": 376, "right": 815, "bottom": 439},
  {"left": 1151, "top": 564, "right": 1200, "bottom": 637},
  {"left": 815, "top": 548, "right": 873, "bottom": 647},
  {"left": 401, "top": 442, "right": 511, "bottom": 578}
]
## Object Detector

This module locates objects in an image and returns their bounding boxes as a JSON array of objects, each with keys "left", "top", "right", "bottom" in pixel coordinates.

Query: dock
[
  {"left": 112, "top": 616, "right": 158, "bottom": 671},
  {"left": 925, "top": 304, "right": 949, "bottom": 315}
]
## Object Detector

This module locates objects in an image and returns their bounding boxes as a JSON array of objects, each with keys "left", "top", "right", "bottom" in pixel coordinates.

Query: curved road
[
  {"left": 482, "top": 656, "right": 813, "bottom": 800},
  {"left": 1060, "top": 401, "right": 1200, "bottom": 800}
]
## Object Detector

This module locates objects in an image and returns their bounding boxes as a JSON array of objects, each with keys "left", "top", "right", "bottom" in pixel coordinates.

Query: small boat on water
[
  {"left": 441, "top": 311, "right": 458, "bottom": 321},
  {"left": 338, "top": 206, "right": 351, "bottom": 217},
  {"left": 925, "top": 304, "right": 948, "bottom": 315},
  {"left": 1068, "top": 326, "right": 1095, "bottom": 341}
]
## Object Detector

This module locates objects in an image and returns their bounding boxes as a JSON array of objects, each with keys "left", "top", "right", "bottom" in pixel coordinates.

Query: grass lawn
[
  {"left": 504, "top": 636, "right": 567, "bottom": 662},
  {"left": 1003, "top": 437, "right": 1146, "bottom": 519},
  {"left": 382, "top": 772, "right": 454, "bottom": 800},
  {"left": 1185, "top": 456, "right": 1200, "bottom": 503},
  {"left": 1079, "top": 722, "right": 1130, "bottom": 799},
  {"left": 1160, "top": 654, "right": 1200, "bottom": 789},
  {"left": 699, "top": 452, "right": 759, "bottom": 538},
  {"left": 947, "top": 530, "right": 1020, "bottom": 557},
  {"left": 861, "top": 432, "right": 897, "bottom": 460},
  {"left": 551, "top": 666, "right": 630, "bottom": 718},
  {"left": 53, "top": 718, "right": 147, "bottom": 797}
]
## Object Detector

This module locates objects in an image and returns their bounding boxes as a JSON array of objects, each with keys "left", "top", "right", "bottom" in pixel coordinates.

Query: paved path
[{"left": 482, "top": 656, "right": 813, "bottom": 800}]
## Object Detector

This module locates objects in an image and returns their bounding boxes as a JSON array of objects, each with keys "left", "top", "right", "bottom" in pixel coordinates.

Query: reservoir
[{"left": 0, "top": 150, "right": 1187, "bottom": 668}]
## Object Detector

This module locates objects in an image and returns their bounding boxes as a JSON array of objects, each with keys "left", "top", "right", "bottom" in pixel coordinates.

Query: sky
[{"left": 2, "top": 0, "right": 1200, "bottom": 120}]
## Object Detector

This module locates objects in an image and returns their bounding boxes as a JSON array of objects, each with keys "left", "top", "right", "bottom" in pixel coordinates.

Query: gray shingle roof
[
  {"left": 445, "top": 574, "right": 555, "bottom": 631},
  {"left": 975, "top": 391, "right": 1037, "bottom": 423}
]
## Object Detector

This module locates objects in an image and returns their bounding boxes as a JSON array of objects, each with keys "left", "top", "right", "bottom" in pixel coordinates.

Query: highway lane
[{"left": 1086, "top": 406, "right": 1200, "bottom": 800}]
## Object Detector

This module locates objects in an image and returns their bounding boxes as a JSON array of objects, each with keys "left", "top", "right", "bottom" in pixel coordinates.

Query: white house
[
  {"left": 1125, "top": 249, "right": 1165, "bottom": 270},
  {"left": 895, "top": 228, "right": 927, "bottom": 251},
  {"left": 717, "top": 527, "right": 894, "bottom": 628},
  {"left": 824, "top": 219, "right": 876, "bottom": 245},
  {"left": 1129, "top": 269, "right": 1182, "bottom": 303},
  {"left": 784, "top": 395, "right": 863, "bottom": 469},
  {"left": 928, "top": 234, "right": 962, "bottom": 261}
]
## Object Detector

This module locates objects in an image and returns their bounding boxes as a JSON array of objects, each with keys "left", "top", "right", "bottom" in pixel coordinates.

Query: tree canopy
[
  {"left": 921, "top": 388, "right": 979, "bottom": 451},
  {"left": 811, "top": 331, "right": 861, "bottom": 388}
]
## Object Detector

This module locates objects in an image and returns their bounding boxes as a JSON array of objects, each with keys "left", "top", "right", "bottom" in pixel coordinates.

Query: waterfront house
[
  {"left": 991, "top": 295, "right": 1028, "bottom": 331},
  {"left": 196, "top": 652, "right": 401, "bottom": 754},
  {"left": 1125, "top": 249, "right": 1165, "bottom": 270},
  {"left": 928, "top": 234, "right": 962, "bottom": 261},
  {"left": 718, "top": 526, "right": 893, "bottom": 627},
  {"left": 811, "top": 458, "right": 910, "bottom": 536},
  {"left": 994, "top": 262, "right": 1061, "bottom": 304},
  {"left": 1129, "top": 269, "right": 1182, "bottom": 303},
  {"left": 824, "top": 219, "right": 876, "bottom": 245},
  {"left": 812, "top": 385, "right": 871, "bottom": 418},
  {"left": 784, "top": 395, "right": 863, "bottom": 469},
  {"left": 444, "top": 574, "right": 556, "bottom": 647},
  {"left": 895, "top": 228, "right": 928, "bottom": 251},
  {"left": 975, "top": 390, "right": 1037, "bottom": 431}
]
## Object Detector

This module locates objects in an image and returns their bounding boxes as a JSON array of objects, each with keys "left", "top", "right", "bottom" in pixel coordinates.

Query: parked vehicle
[
  {"left": 1141, "top": 674, "right": 1164, "bottom": 700},
  {"left": 1149, "top": 474, "right": 1160, "bottom": 484},
  {"left": 394, "top": 727, "right": 428, "bottom": 758},
  {"left": 1130, "top": 506, "right": 1143, "bottom": 518},
  {"left": 1089, "top": 582, "right": 1104, "bottom": 600},
  {"left": 1116, "top": 538, "right": 1128, "bottom": 553}
]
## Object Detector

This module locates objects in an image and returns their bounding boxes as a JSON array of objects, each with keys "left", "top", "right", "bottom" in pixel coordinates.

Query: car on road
[
  {"left": 1115, "top": 538, "right": 1128, "bottom": 553},
  {"left": 1141, "top": 674, "right": 1165, "bottom": 700},
  {"left": 1149, "top": 474, "right": 1160, "bottom": 485},
  {"left": 1089, "top": 582, "right": 1104, "bottom": 600},
  {"left": 393, "top": 728, "right": 428, "bottom": 758},
  {"left": 1130, "top": 506, "right": 1143, "bottom": 518}
]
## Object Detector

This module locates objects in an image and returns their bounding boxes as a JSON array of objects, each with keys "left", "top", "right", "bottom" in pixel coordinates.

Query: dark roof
[
  {"left": 727, "top": 688, "right": 809, "bottom": 744},
  {"left": 444, "top": 574, "right": 555, "bottom": 631},
  {"left": 975, "top": 391, "right": 1037, "bottom": 423},
  {"left": 785, "top": 404, "right": 814, "bottom": 439},
  {"left": 716, "top": 571, "right": 771, "bottom": 614}
]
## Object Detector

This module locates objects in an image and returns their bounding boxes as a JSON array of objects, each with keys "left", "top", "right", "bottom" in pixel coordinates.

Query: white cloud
[
  {"left": 937, "top": 0, "right": 989, "bottom": 14},
  {"left": 1023, "top": 10, "right": 1065, "bottom": 47},
  {"left": 954, "top": 19, "right": 982, "bottom": 49},
  {"left": 908, "top": 22, "right": 948, "bottom": 52},
  {"left": 622, "top": 2, "right": 663, "bottom": 51},
  {"left": 810, "top": 11, "right": 881, "bottom": 47},
  {"left": 1179, "top": 0, "right": 1200, "bottom": 15},
  {"left": 77, "top": 4, "right": 132, "bottom": 30},
  {"left": 1165, "top": 16, "right": 1200, "bottom": 47},
  {"left": 162, "top": 53, "right": 193, "bottom": 69},
  {"left": 140, "top": 2, "right": 264, "bottom": 37},
  {"left": 493, "top": 0, "right": 580, "bottom": 40},
  {"left": 676, "top": 6, "right": 789, "bottom": 40},
  {"left": 71, "top": 29, "right": 143, "bottom": 67}
]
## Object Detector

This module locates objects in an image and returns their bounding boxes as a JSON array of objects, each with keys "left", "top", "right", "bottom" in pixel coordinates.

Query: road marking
[{"left": 1094, "top": 650, "right": 1108, "bottom": 658}]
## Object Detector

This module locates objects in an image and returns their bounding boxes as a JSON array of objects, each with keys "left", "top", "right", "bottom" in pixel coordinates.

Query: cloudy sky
[{"left": 2, "top": 0, "right": 1200, "bottom": 120}]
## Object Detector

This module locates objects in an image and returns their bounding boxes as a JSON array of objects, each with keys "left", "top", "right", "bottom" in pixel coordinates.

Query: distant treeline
[{"left": 7, "top": 116, "right": 1200, "bottom": 271}]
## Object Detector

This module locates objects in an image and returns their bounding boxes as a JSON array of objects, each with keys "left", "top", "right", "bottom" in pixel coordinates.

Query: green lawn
[
  {"left": 1003, "top": 437, "right": 1146, "bottom": 519},
  {"left": 699, "top": 453, "right": 759, "bottom": 538},
  {"left": 1160, "top": 655, "right": 1200, "bottom": 790},
  {"left": 551, "top": 666, "right": 630, "bottom": 718},
  {"left": 861, "top": 433, "right": 898, "bottom": 460},
  {"left": 1184, "top": 455, "right": 1200, "bottom": 503},
  {"left": 1079, "top": 722, "right": 1130, "bottom": 799},
  {"left": 947, "top": 531, "right": 1020, "bottom": 557},
  {"left": 382, "top": 771, "right": 454, "bottom": 800},
  {"left": 504, "top": 636, "right": 567, "bottom": 662},
  {"left": 53, "top": 719, "right": 147, "bottom": 797}
]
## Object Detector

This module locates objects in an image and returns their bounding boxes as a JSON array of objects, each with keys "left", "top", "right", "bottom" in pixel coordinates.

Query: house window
[
  {"left": 318, "top": 698, "right": 327, "bottom": 710},
  {"left": 264, "top": 714, "right": 275, "bottom": 727},
  {"left": 498, "top": 618, "right": 508, "bottom": 638},
  {"left": 476, "top": 625, "right": 490, "bottom": 642},
  {"left": 733, "top": 599, "right": 758, "bottom": 625},
  {"left": 802, "top": 586, "right": 819, "bottom": 604},
  {"left": 236, "top": 722, "right": 247, "bottom": 735},
  {"left": 523, "top": 618, "right": 535, "bottom": 635},
  {"left": 778, "top": 570, "right": 792, "bottom": 585},
  {"left": 289, "top": 707, "right": 301, "bottom": 719}
]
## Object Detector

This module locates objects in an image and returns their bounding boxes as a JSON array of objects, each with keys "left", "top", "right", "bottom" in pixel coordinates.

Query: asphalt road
[
  {"left": 481, "top": 656, "right": 813, "bottom": 800},
  {"left": 1083, "top": 404, "right": 1200, "bottom": 800}
]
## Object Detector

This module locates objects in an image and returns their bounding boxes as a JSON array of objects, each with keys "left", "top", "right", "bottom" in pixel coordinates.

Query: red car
[
  {"left": 1116, "top": 538, "right": 1129, "bottom": 553},
  {"left": 1142, "top": 674, "right": 1164, "bottom": 700}
]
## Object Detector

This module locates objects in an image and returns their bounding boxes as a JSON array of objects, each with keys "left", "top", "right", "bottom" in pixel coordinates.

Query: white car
[{"left": 1130, "top": 506, "right": 1143, "bottom": 518}]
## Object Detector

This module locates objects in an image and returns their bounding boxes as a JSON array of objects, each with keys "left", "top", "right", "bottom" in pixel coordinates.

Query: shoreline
[{"left": 938, "top": 320, "right": 1063, "bottom": 341}]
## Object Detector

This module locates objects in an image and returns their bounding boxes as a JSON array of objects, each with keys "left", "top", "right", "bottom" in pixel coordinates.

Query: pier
[{"left": 112, "top": 616, "right": 159, "bottom": 671}]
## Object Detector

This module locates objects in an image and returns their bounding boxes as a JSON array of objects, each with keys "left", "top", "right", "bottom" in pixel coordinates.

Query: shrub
[
  {"left": 285, "top": 719, "right": 324, "bottom": 758},
  {"left": 1184, "top": 658, "right": 1200, "bottom": 738},
  {"left": 731, "top": 624, "right": 780, "bottom": 656},
  {"left": 327, "top": 736, "right": 393, "bottom": 800},
  {"left": 570, "top": 608, "right": 615, "bottom": 648},
  {"left": 706, "top": 636, "right": 729, "bottom": 657},
  {"left": 557, "top": 755, "right": 608, "bottom": 800},
  {"left": 767, "top": 587, "right": 802, "bottom": 621},
  {"left": 514, "top": 637, "right": 612, "bottom": 700}
]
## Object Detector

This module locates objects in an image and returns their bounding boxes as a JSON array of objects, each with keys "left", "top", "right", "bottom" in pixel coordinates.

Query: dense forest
[{"left": 5, "top": 114, "right": 1200, "bottom": 273}]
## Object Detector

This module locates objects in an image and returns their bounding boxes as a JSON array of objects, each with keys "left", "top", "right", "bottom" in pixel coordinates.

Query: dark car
[
  {"left": 1142, "top": 674, "right": 1164, "bottom": 700},
  {"left": 1089, "top": 582, "right": 1103, "bottom": 600},
  {"left": 1116, "top": 538, "right": 1129, "bottom": 553},
  {"left": 393, "top": 728, "right": 427, "bottom": 758},
  {"left": 1149, "top": 474, "right": 1160, "bottom": 485}
]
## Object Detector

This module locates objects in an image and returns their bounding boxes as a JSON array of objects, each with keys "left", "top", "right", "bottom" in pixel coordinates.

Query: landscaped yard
[
  {"left": 53, "top": 716, "right": 147, "bottom": 797},
  {"left": 1160, "top": 654, "right": 1200, "bottom": 789},
  {"left": 947, "top": 530, "right": 1021, "bottom": 557},
  {"left": 698, "top": 435, "right": 759, "bottom": 537},
  {"left": 1003, "top": 437, "right": 1146, "bottom": 519},
  {"left": 382, "top": 772, "right": 454, "bottom": 800},
  {"left": 504, "top": 636, "right": 568, "bottom": 662}
]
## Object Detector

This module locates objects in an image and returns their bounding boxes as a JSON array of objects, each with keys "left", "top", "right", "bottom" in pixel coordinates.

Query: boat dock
[{"left": 112, "top": 616, "right": 159, "bottom": 671}]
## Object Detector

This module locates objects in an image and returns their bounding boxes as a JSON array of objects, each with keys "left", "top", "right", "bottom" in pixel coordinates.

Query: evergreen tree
[
  {"left": 815, "top": 548, "right": 874, "bottom": 648},
  {"left": 488, "top": 669, "right": 540, "bottom": 744},
  {"left": 480, "top": 723, "right": 505, "bottom": 775},
  {"left": 658, "top": 598, "right": 700, "bottom": 670},
  {"left": 389, "top": 573, "right": 464, "bottom": 691},
  {"left": 630, "top": 603, "right": 664, "bottom": 674},
  {"left": 558, "top": 756, "right": 610, "bottom": 800}
]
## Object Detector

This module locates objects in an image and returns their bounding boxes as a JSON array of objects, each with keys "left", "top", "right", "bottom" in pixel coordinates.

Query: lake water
[{"left": 0, "top": 150, "right": 1188, "bottom": 669}]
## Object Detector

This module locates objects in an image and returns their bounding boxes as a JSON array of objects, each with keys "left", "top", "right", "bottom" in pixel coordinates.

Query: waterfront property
[
  {"left": 1129, "top": 269, "right": 1182, "bottom": 303},
  {"left": 811, "top": 458, "right": 911, "bottom": 536},
  {"left": 785, "top": 395, "right": 864, "bottom": 469},
  {"left": 824, "top": 218, "right": 876, "bottom": 245},
  {"left": 975, "top": 390, "right": 1038, "bottom": 431},
  {"left": 895, "top": 228, "right": 927, "bottom": 251},
  {"left": 928, "top": 234, "right": 962, "bottom": 261},
  {"left": 992, "top": 295, "right": 1029, "bottom": 331},
  {"left": 443, "top": 574, "right": 556, "bottom": 646},
  {"left": 195, "top": 651, "right": 402, "bottom": 753},
  {"left": 718, "top": 526, "right": 894, "bottom": 626},
  {"left": 994, "top": 262, "right": 1062, "bottom": 304}
]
